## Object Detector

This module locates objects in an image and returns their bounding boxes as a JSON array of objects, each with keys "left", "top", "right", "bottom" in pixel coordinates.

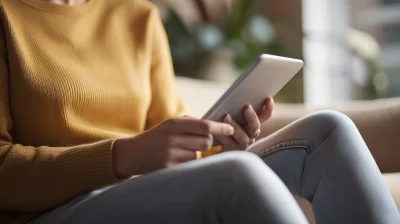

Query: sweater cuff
[
  {"left": 54, "top": 139, "right": 121, "bottom": 193},
  {"left": 196, "top": 145, "right": 223, "bottom": 159}
]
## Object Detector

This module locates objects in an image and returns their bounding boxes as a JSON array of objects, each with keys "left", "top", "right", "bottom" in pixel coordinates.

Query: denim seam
[{"left": 258, "top": 140, "right": 311, "bottom": 158}]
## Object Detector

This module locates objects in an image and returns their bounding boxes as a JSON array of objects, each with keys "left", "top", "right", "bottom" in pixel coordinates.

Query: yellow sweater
[{"left": 0, "top": 0, "right": 187, "bottom": 223}]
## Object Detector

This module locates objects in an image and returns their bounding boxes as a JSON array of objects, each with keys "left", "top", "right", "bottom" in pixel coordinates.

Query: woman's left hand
[{"left": 215, "top": 97, "right": 274, "bottom": 151}]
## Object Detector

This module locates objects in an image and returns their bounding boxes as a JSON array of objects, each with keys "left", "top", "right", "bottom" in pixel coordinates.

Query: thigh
[
  {"left": 30, "top": 156, "right": 231, "bottom": 224},
  {"left": 30, "top": 151, "right": 307, "bottom": 224}
]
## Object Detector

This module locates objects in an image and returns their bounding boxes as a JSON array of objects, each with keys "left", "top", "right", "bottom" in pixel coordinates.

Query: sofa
[{"left": 175, "top": 76, "right": 400, "bottom": 223}]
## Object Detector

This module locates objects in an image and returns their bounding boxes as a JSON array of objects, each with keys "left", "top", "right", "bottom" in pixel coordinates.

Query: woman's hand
[
  {"left": 215, "top": 97, "right": 275, "bottom": 151},
  {"left": 112, "top": 117, "right": 234, "bottom": 178}
]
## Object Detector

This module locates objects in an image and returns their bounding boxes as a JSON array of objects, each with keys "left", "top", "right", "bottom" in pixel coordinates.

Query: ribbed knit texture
[{"left": 0, "top": 0, "right": 186, "bottom": 223}]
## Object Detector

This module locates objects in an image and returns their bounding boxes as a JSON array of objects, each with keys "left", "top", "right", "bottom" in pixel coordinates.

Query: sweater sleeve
[
  {"left": 145, "top": 6, "right": 187, "bottom": 129},
  {"left": 0, "top": 27, "right": 120, "bottom": 213}
]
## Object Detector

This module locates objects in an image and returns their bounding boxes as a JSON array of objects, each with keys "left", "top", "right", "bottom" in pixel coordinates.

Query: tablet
[{"left": 202, "top": 54, "right": 303, "bottom": 146}]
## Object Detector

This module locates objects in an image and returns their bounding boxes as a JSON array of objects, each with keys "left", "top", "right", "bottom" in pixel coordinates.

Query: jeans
[{"left": 30, "top": 111, "right": 400, "bottom": 224}]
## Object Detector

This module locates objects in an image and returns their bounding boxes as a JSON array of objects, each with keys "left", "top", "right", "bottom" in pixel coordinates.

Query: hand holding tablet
[{"left": 202, "top": 54, "right": 303, "bottom": 146}]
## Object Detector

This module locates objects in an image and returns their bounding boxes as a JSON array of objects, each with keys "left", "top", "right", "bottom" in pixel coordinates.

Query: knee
[
  {"left": 306, "top": 110, "right": 356, "bottom": 134},
  {"left": 310, "top": 110, "right": 354, "bottom": 128},
  {"left": 215, "top": 151, "right": 264, "bottom": 170},
  {"left": 209, "top": 151, "right": 273, "bottom": 182},
  {"left": 301, "top": 110, "right": 359, "bottom": 149}
]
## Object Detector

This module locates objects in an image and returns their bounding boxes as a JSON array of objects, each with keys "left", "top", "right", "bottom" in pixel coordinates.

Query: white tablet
[{"left": 202, "top": 54, "right": 303, "bottom": 146}]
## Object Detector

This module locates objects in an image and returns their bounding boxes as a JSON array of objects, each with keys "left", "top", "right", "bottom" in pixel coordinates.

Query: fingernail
[
  {"left": 266, "top": 98, "right": 273, "bottom": 108},
  {"left": 224, "top": 114, "right": 232, "bottom": 124},
  {"left": 254, "top": 129, "right": 261, "bottom": 138},
  {"left": 245, "top": 104, "right": 252, "bottom": 114},
  {"left": 265, "top": 97, "right": 271, "bottom": 104}
]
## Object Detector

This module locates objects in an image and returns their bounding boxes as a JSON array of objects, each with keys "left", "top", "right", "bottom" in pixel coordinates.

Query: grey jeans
[{"left": 30, "top": 111, "right": 400, "bottom": 224}]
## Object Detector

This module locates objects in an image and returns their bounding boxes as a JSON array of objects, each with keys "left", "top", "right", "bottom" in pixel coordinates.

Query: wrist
[{"left": 112, "top": 138, "right": 131, "bottom": 179}]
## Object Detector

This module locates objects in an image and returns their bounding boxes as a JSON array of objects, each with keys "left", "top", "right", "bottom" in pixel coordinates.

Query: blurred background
[{"left": 151, "top": 0, "right": 400, "bottom": 105}]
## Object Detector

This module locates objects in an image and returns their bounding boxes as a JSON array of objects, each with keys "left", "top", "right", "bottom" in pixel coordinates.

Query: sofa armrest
[{"left": 260, "top": 98, "right": 400, "bottom": 173}]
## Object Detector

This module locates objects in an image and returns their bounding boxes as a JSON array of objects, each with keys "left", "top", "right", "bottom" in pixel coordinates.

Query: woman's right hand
[{"left": 112, "top": 116, "right": 234, "bottom": 178}]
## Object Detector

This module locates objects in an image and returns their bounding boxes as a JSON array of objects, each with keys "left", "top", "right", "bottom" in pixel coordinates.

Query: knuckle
[
  {"left": 238, "top": 137, "right": 250, "bottom": 148},
  {"left": 242, "top": 135, "right": 251, "bottom": 142},
  {"left": 165, "top": 135, "right": 176, "bottom": 146},
  {"left": 200, "top": 138, "right": 212, "bottom": 150},
  {"left": 163, "top": 119, "right": 176, "bottom": 129},
  {"left": 248, "top": 126, "right": 258, "bottom": 135},
  {"left": 252, "top": 129, "right": 260, "bottom": 138},
  {"left": 167, "top": 118, "right": 180, "bottom": 126},
  {"left": 199, "top": 121, "right": 212, "bottom": 133}
]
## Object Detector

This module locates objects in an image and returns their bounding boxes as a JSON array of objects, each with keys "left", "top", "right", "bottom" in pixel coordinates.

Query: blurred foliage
[
  {"left": 348, "top": 29, "right": 386, "bottom": 100},
  {"left": 157, "top": 0, "right": 300, "bottom": 79},
  {"left": 364, "top": 57, "right": 380, "bottom": 99},
  {"left": 154, "top": 0, "right": 384, "bottom": 102}
]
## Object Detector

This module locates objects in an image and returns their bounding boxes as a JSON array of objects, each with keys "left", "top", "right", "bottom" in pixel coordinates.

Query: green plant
[{"left": 158, "top": 0, "right": 296, "bottom": 77}]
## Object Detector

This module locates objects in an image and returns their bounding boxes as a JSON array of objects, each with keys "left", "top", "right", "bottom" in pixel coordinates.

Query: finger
[
  {"left": 183, "top": 115, "right": 196, "bottom": 119},
  {"left": 258, "top": 97, "right": 274, "bottom": 123},
  {"left": 171, "top": 134, "right": 213, "bottom": 152},
  {"left": 243, "top": 104, "right": 261, "bottom": 138},
  {"left": 172, "top": 118, "right": 234, "bottom": 136},
  {"left": 223, "top": 114, "right": 250, "bottom": 148},
  {"left": 170, "top": 148, "right": 197, "bottom": 163},
  {"left": 214, "top": 134, "right": 240, "bottom": 150}
]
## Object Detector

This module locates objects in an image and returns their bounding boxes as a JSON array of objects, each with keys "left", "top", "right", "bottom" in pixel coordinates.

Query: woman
[{"left": 0, "top": 0, "right": 398, "bottom": 223}]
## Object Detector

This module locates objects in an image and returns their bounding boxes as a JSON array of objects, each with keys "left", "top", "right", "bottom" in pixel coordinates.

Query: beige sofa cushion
[
  {"left": 175, "top": 76, "right": 400, "bottom": 220},
  {"left": 175, "top": 76, "right": 230, "bottom": 118}
]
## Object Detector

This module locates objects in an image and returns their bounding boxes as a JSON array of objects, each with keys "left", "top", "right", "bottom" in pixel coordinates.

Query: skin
[
  {"left": 218, "top": 98, "right": 274, "bottom": 150},
  {"left": 41, "top": 0, "right": 276, "bottom": 179},
  {"left": 41, "top": 0, "right": 87, "bottom": 6},
  {"left": 113, "top": 98, "right": 275, "bottom": 178}
]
